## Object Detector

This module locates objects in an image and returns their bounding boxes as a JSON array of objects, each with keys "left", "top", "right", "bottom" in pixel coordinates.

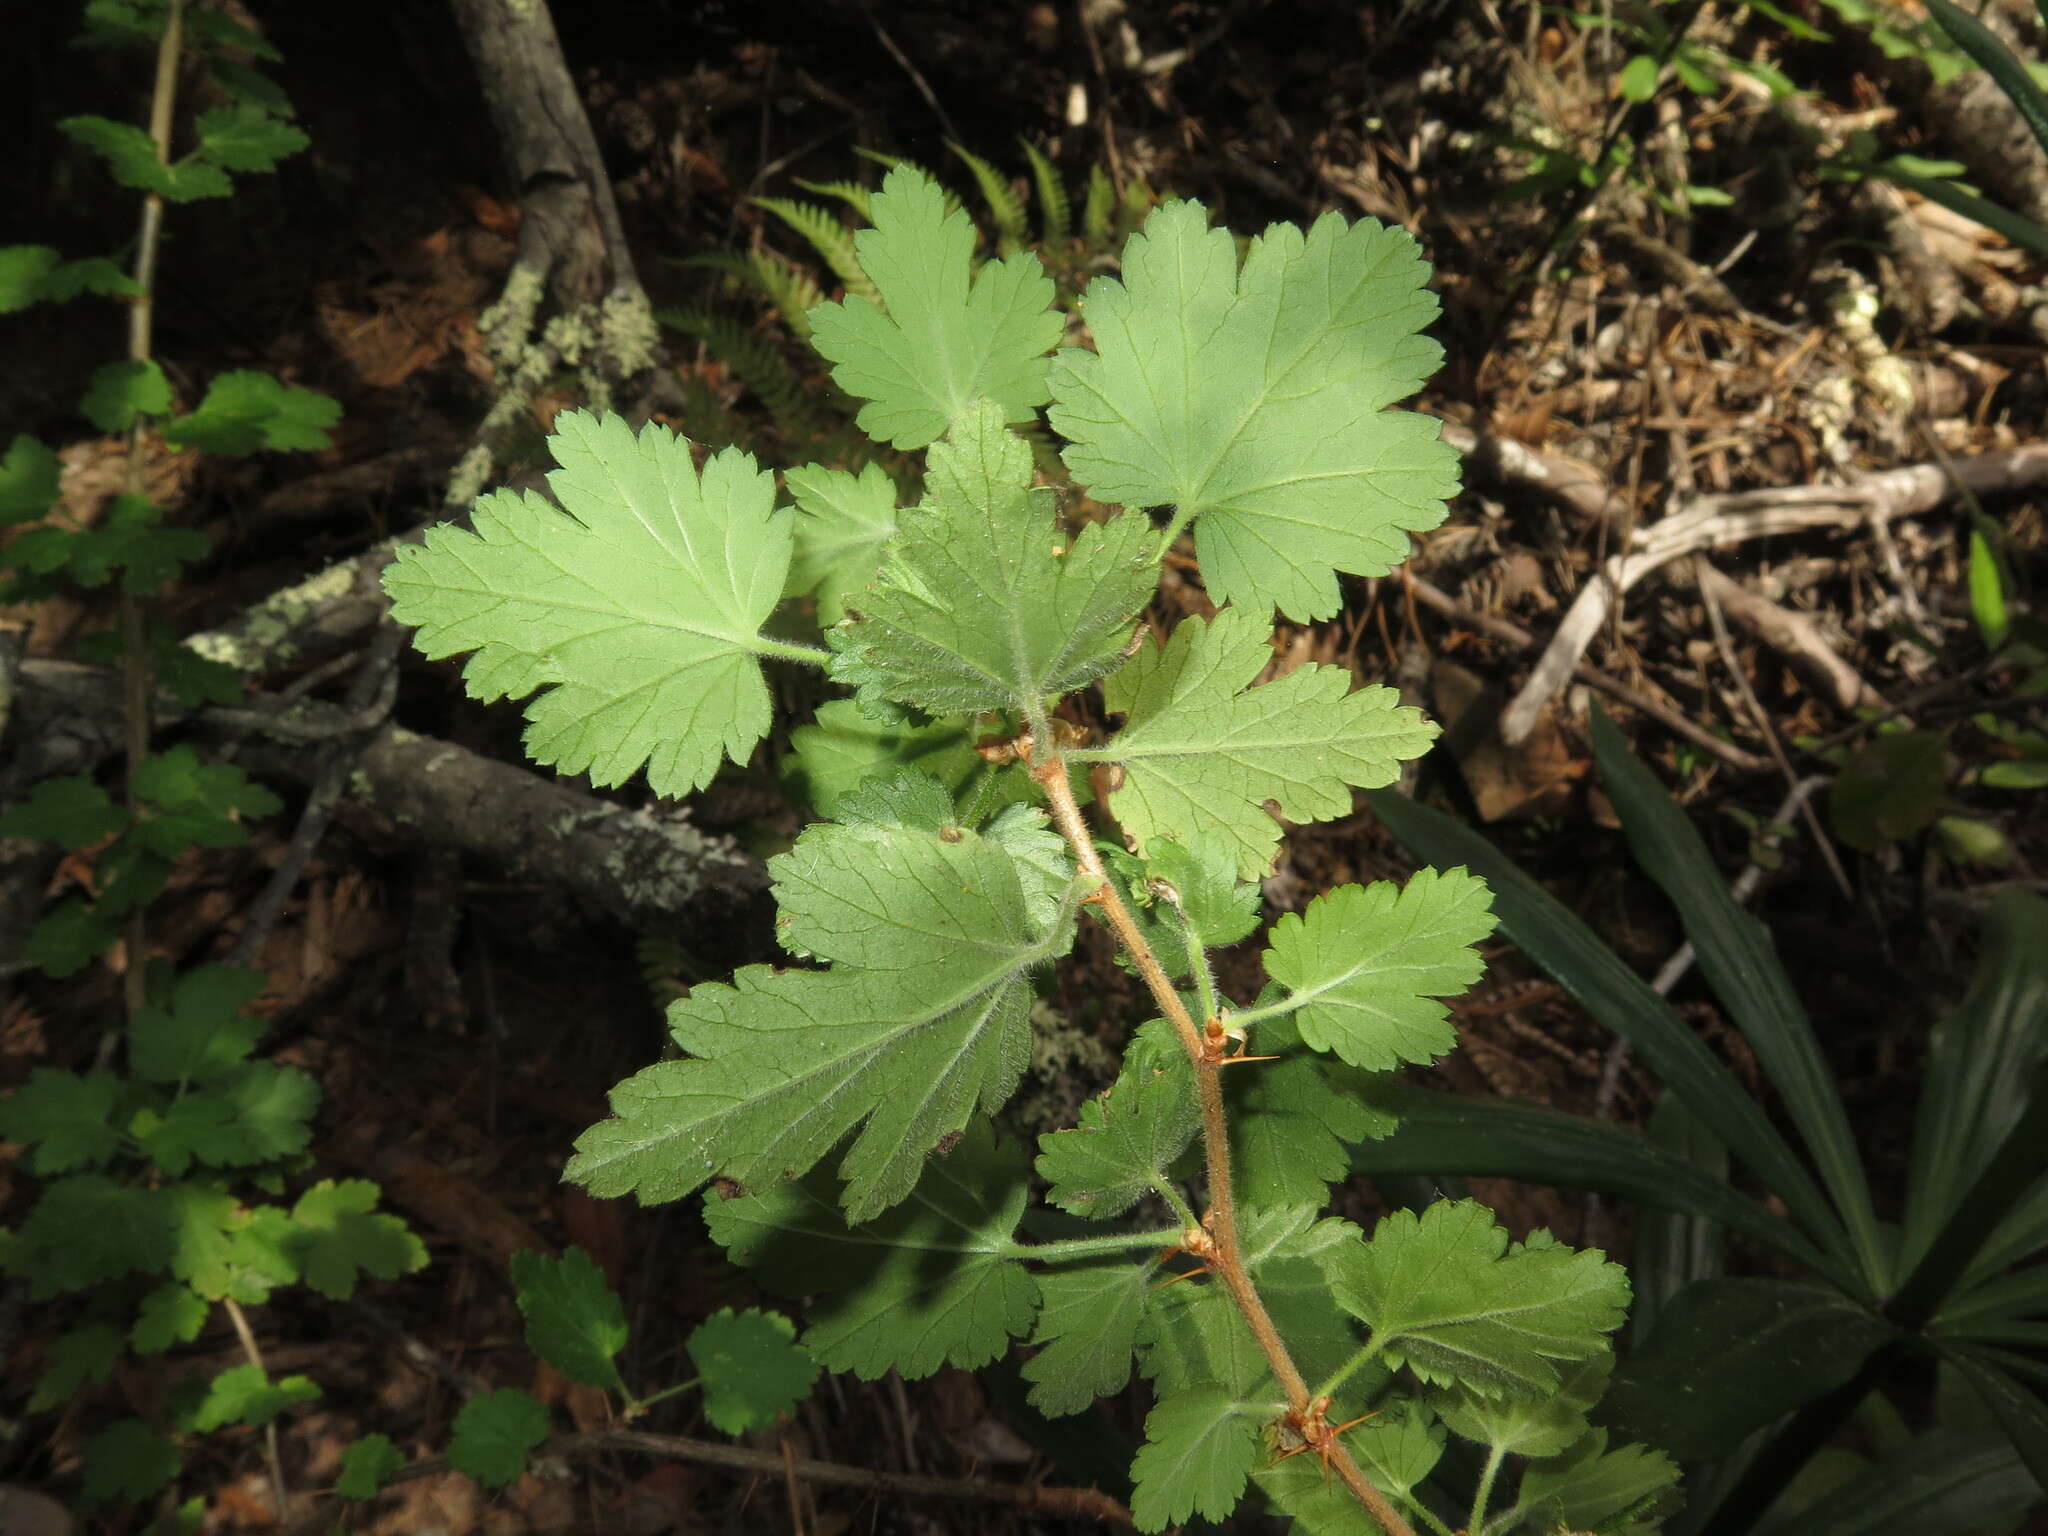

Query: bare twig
[
  {"left": 1032, "top": 760, "right": 1418, "bottom": 1536},
  {"left": 291, "top": 1428, "right": 1137, "bottom": 1533},
  {"left": 1499, "top": 444, "right": 2048, "bottom": 744},
  {"left": 1693, "top": 562, "right": 1885, "bottom": 717},
  {"left": 1402, "top": 571, "right": 1771, "bottom": 773},
  {"left": 222, "top": 1296, "right": 292, "bottom": 1522},
  {"left": 1697, "top": 562, "right": 1853, "bottom": 903}
]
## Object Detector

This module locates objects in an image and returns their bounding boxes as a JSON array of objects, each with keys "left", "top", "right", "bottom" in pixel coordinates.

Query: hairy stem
[
  {"left": 1031, "top": 759, "right": 1417, "bottom": 1536},
  {"left": 1012, "top": 1229, "right": 1184, "bottom": 1264},
  {"left": 1468, "top": 1442, "right": 1506, "bottom": 1535},
  {"left": 118, "top": 0, "right": 186, "bottom": 1028},
  {"left": 223, "top": 1295, "right": 291, "bottom": 1520}
]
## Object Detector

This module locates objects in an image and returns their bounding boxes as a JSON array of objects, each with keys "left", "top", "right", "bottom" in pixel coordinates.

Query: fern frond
[
  {"left": 752, "top": 199, "right": 878, "bottom": 306},
  {"left": 949, "top": 142, "right": 1027, "bottom": 255},
  {"left": 658, "top": 305, "right": 832, "bottom": 443},
  {"left": 1082, "top": 162, "right": 1115, "bottom": 248},
  {"left": 1020, "top": 140, "right": 1071, "bottom": 246},
  {"left": 1116, "top": 175, "right": 1158, "bottom": 243},
  {"left": 682, "top": 249, "right": 822, "bottom": 335},
  {"left": 791, "top": 178, "right": 873, "bottom": 222}
]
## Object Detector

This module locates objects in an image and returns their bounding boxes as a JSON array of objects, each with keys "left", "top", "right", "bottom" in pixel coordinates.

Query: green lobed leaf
[
  {"left": 0, "top": 246, "right": 60, "bottom": 312},
  {"left": 828, "top": 400, "right": 1154, "bottom": 719},
  {"left": 687, "top": 1307, "right": 820, "bottom": 1433},
  {"left": 337, "top": 1434, "right": 407, "bottom": 1500},
  {"left": 1035, "top": 1036, "right": 1197, "bottom": 1219},
  {"left": 0, "top": 434, "right": 60, "bottom": 521},
  {"left": 1139, "top": 1206, "right": 1372, "bottom": 1401},
  {"left": 131, "top": 963, "right": 267, "bottom": 1085},
  {"left": 32, "top": 1323, "right": 124, "bottom": 1413},
  {"left": 1261, "top": 869, "right": 1495, "bottom": 1070},
  {"left": 13, "top": 1175, "right": 173, "bottom": 1298},
  {"left": 132, "top": 1284, "right": 210, "bottom": 1355},
  {"left": 448, "top": 1388, "right": 550, "bottom": 1490},
  {"left": 81, "top": 1418, "right": 180, "bottom": 1506},
  {"left": 1077, "top": 607, "right": 1438, "bottom": 878},
  {"left": 131, "top": 746, "right": 279, "bottom": 852},
  {"left": 1429, "top": 1351, "right": 1611, "bottom": 1461},
  {"left": 40, "top": 255, "right": 143, "bottom": 304},
  {"left": 162, "top": 369, "right": 339, "bottom": 455},
  {"left": 572, "top": 796, "right": 1066, "bottom": 1220},
  {"left": 1228, "top": 1026, "right": 1399, "bottom": 1208},
  {"left": 1128, "top": 1385, "right": 1267, "bottom": 1531},
  {"left": 1, "top": 494, "right": 211, "bottom": 594},
  {"left": 61, "top": 114, "right": 230, "bottom": 201},
  {"left": 1327, "top": 1200, "right": 1630, "bottom": 1399},
  {"left": 202, "top": 1063, "right": 320, "bottom": 1166},
  {"left": 1253, "top": 1401, "right": 1446, "bottom": 1532},
  {"left": 1136, "top": 831, "right": 1262, "bottom": 948},
  {"left": 191, "top": 104, "right": 308, "bottom": 172},
  {"left": 510, "top": 1247, "right": 627, "bottom": 1392},
  {"left": 784, "top": 461, "right": 901, "bottom": 622},
  {"left": 704, "top": 1120, "right": 1038, "bottom": 1379},
  {"left": 190, "top": 1363, "right": 320, "bottom": 1431},
  {"left": 809, "top": 165, "right": 1062, "bottom": 448},
  {"left": 1049, "top": 201, "right": 1459, "bottom": 621},
  {"left": 285, "top": 1179, "right": 429, "bottom": 1299},
  {"left": 1022, "top": 1257, "right": 1155, "bottom": 1416},
  {"left": 81, "top": 359, "right": 171, "bottom": 432},
  {"left": 169, "top": 1192, "right": 297, "bottom": 1305},
  {"left": 134, "top": 1093, "right": 241, "bottom": 1176},
  {"left": 769, "top": 795, "right": 1067, "bottom": 970},
  {"left": 1514, "top": 1428, "right": 1683, "bottom": 1532},
  {"left": 0, "top": 1068, "right": 125, "bottom": 1173},
  {"left": 783, "top": 699, "right": 1036, "bottom": 821},
  {"left": 384, "top": 411, "right": 794, "bottom": 799},
  {"left": 0, "top": 775, "right": 125, "bottom": 850},
  {"left": 20, "top": 897, "right": 120, "bottom": 978}
]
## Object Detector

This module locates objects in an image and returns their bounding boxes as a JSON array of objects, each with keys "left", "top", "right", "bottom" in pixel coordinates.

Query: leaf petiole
[{"left": 1008, "top": 1229, "right": 1184, "bottom": 1265}]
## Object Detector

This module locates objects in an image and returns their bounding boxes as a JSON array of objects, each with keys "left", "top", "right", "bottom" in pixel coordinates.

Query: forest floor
[{"left": 2, "top": 0, "right": 2044, "bottom": 1531}]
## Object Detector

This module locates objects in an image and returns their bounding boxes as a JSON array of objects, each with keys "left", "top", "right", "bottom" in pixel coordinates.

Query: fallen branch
[
  {"left": 1403, "top": 571, "right": 1772, "bottom": 773},
  {"left": 1498, "top": 444, "right": 2048, "bottom": 744},
  {"left": 292, "top": 1428, "right": 1136, "bottom": 1532},
  {"left": 8, "top": 659, "right": 767, "bottom": 939}
]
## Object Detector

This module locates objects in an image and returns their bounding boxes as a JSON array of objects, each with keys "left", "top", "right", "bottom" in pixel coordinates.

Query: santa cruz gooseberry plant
[{"left": 385, "top": 165, "right": 1680, "bottom": 1532}]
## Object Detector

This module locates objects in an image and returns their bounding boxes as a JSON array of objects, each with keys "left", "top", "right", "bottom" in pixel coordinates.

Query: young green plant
[
  {"left": 0, "top": 0, "right": 419, "bottom": 1515},
  {"left": 386, "top": 163, "right": 1678, "bottom": 1532}
]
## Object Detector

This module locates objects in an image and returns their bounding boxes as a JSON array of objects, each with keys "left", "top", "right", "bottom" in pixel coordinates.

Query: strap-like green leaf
[
  {"left": 1365, "top": 784, "right": 1860, "bottom": 1291},
  {"left": 1903, "top": 891, "right": 2048, "bottom": 1275},
  {"left": 1592, "top": 709, "right": 1886, "bottom": 1290},
  {"left": 1598, "top": 1277, "right": 1894, "bottom": 1462}
]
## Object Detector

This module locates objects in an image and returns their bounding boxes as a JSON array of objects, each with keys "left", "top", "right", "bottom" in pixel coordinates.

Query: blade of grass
[
  {"left": 1365, "top": 786, "right": 1861, "bottom": 1287},
  {"left": 1589, "top": 710, "right": 1887, "bottom": 1293}
]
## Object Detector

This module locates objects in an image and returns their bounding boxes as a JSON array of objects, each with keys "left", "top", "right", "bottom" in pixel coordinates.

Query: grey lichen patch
[
  {"left": 446, "top": 442, "right": 498, "bottom": 511},
  {"left": 187, "top": 557, "right": 360, "bottom": 671},
  {"left": 1012, "top": 1000, "right": 1116, "bottom": 1134},
  {"left": 599, "top": 288, "right": 660, "bottom": 377},
  {"left": 480, "top": 263, "right": 546, "bottom": 369}
]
